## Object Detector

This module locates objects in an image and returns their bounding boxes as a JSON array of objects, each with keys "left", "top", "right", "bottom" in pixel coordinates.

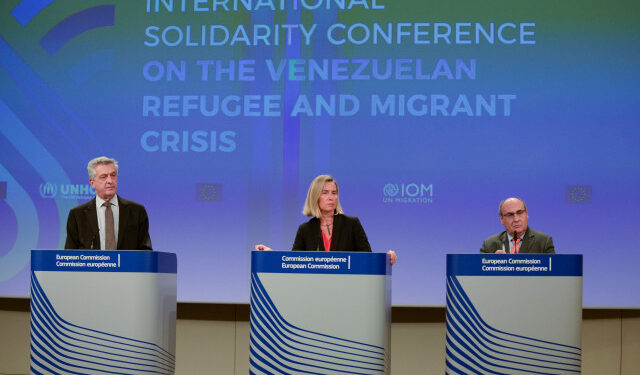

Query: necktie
[
  {"left": 511, "top": 237, "right": 521, "bottom": 254},
  {"left": 104, "top": 201, "right": 116, "bottom": 250}
]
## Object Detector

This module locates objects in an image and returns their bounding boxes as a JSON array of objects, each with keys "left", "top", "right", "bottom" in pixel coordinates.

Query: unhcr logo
[
  {"left": 39, "top": 183, "right": 95, "bottom": 200},
  {"left": 39, "top": 182, "right": 57, "bottom": 198}
]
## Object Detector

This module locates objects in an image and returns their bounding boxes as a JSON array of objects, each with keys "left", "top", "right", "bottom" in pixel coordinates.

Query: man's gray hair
[
  {"left": 499, "top": 197, "right": 527, "bottom": 216},
  {"left": 87, "top": 156, "right": 119, "bottom": 180}
]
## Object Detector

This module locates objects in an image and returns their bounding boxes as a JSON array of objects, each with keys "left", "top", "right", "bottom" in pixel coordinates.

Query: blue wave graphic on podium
[
  {"left": 249, "top": 273, "right": 387, "bottom": 374},
  {"left": 29, "top": 272, "right": 175, "bottom": 374},
  {"left": 445, "top": 276, "right": 581, "bottom": 375}
]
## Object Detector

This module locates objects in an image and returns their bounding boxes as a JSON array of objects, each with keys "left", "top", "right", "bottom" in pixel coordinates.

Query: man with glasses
[{"left": 480, "top": 197, "right": 555, "bottom": 254}]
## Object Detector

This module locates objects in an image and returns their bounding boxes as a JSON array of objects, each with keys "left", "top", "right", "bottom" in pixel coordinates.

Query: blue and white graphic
[
  {"left": 249, "top": 251, "right": 391, "bottom": 374},
  {"left": 29, "top": 250, "right": 177, "bottom": 374},
  {"left": 445, "top": 254, "right": 583, "bottom": 374}
]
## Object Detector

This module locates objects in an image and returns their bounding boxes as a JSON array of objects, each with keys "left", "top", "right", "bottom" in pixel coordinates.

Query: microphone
[
  {"left": 89, "top": 230, "right": 100, "bottom": 250},
  {"left": 513, "top": 231, "right": 519, "bottom": 253}
]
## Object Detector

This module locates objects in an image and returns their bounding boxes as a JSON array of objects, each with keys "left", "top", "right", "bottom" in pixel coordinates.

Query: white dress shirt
[{"left": 95, "top": 195, "right": 119, "bottom": 250}]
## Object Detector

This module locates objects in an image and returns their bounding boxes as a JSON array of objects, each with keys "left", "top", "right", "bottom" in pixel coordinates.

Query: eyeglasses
[{"left": 501, "top": 209, "right": 526, "bottom": 219}]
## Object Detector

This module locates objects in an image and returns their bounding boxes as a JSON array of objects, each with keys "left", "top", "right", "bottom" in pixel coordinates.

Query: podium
[
  {"left": 29, "top": 250, "right": 177, "bottom": 374},
  {"left": 445, "top": 254, "right": 583, "bottom": 374},
  {"left": 249, "top": 251, "right": 391, "bottom": 374}
]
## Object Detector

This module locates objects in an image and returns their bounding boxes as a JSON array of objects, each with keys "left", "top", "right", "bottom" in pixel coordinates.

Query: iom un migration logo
[
  {"left": 383, "top": 183, "right": 433, "bottom": 204},
  {"left": 383, "top": 184, "right": 400, "bottom": 197},
  {"left": 11, "top": 2, "right": 116, "bottom": 85}
]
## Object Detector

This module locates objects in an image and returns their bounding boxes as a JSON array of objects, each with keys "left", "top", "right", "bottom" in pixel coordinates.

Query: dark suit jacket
[
  {"left": 64, "top": 196, "right": 152, "bottom": 250},
  {"left": 292, "top": 214, "right": 371, "bottom": 252},
  {"left": 480, "top": 227, "right": 554, "bottom": 254}
]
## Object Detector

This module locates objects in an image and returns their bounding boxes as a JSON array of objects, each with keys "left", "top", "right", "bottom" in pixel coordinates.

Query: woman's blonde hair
[{"left": 302, "top": 175, "right": 344, "bottom": 218}]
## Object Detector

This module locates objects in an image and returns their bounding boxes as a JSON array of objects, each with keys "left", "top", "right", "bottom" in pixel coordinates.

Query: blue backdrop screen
[{"left": 1, "top": 0, "right": 639, "bottom": 306}]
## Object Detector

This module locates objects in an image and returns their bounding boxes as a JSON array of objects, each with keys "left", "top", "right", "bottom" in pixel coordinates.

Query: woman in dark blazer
[{"left": 255, "top": 175, "right": 397, "bottom": 265}]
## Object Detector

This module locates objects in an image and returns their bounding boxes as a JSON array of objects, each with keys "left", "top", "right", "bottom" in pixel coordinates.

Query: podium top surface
[
  {"left": 447, "top": 254, "right": 582, "bottom": 277},
  {"left": 31, "top": 250, "right": 177, "bottom": 273},
  {"left": 251, "top": 250, "right": 390, "bottom": 275}
]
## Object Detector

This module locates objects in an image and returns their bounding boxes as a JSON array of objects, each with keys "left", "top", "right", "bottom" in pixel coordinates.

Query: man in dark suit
[
  {"left": 65, "top": 157, "right": 152, "bottom": 250},
  {"left": 480, "top": 197, "right": 554, "bottom": 254}
]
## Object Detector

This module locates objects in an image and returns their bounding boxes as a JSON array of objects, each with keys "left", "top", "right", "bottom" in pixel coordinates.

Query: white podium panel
[
  {"left": 30, "top": 250, "right": 177, "bottom": 375},
  {"left": 446, "top": 254, "right": 583, "bottom": 375},
  {"left": 250, "top": 251, "right": 392, "bottom": 375}
]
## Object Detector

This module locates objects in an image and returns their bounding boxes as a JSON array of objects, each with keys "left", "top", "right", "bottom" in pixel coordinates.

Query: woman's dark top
[{"left": 292, "top": 214, "right": 372, "bottom": 252}]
